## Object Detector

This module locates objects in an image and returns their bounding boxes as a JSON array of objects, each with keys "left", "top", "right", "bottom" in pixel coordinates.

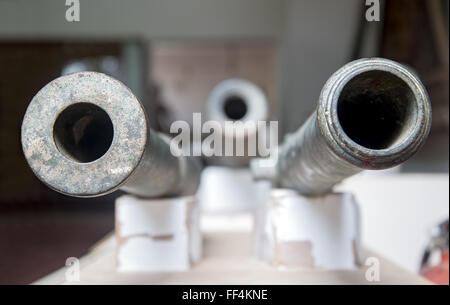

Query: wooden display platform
[{"left": 34, "top": 231, "right": 431, "bottom": 285}]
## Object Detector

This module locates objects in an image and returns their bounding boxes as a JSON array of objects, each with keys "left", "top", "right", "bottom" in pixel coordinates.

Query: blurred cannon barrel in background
[
  {"left": 205, "top": 78, "right": 268, "bottom": 167},
  {"left": 251, "top": 58, "right": 432, "bottom": 195},
  {"left": 21, "top": 72, "right": 201, "bottom": 198}
]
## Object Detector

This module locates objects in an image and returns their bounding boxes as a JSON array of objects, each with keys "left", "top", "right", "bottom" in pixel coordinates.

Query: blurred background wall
[{"left": 0, "top": 0, "right": 448, "bottom": 283}]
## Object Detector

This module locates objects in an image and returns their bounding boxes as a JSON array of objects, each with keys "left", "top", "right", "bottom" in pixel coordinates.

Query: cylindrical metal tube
[
  {"left": 252, "top": 58, "right": 432, "bottom": 195},
  {"left": 206, "top": 78, "right": 268, "bottom": 123},
  {"left": 205, "top": 78, "right": 269, "bottom": 167},
  {"left": 21, "top": 72, "right": 201, "bottom": 198}
]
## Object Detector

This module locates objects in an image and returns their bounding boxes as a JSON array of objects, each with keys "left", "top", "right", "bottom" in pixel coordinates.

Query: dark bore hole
[
  {"left": 223, "top": 95, "right": 248, "bottom": 120},
  {"left": 53, "top": 103, "right": 114, "bottom": 163},
  {"left": 337, "top": 70, "right": 416, "bottom": 150}
]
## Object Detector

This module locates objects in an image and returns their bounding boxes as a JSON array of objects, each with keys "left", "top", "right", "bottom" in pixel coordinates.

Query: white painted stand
[
  {"left": 198, "top": 166, "right": 271, "bottom": 212},
  {"left": 255, "top": 189, "right": 363, "bottom": 270},
  {"left": 115, "top": 195, "right": 201, "bottom": 272}
]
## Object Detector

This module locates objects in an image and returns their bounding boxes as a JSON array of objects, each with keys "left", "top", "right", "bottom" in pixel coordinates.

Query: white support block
[
  {"left": 115, "top": 195, "right": 201, "bottom": 272},
  {"left": 255, "top": 189, "right": 363, "bottom": 270},
  {"left": 198, "top": 166, "right": 271, "bottom": 212}
]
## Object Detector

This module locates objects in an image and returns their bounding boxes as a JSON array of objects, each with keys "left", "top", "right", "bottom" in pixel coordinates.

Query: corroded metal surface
[
  {"left": 22, "top": 72, "right": 201, "bottom": 198},
  {"left": 252, "top": 58, "right": 432, "bottom": 195}
]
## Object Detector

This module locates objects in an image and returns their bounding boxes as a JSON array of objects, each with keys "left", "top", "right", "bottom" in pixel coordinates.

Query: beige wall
[{"left": 151, "top": 42, "right": 277, "bottom": 125}]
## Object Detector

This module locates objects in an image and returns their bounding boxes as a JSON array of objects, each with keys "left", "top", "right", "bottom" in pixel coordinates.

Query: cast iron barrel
[
  {"left": 21, "top": 72, "right": 201, "bottom": 198},
  {"left": 205, "top": 78, "right": 269, "bottom": 167},
  {"left": 251, "top": 58, "right": 432, "bottom": 195}
]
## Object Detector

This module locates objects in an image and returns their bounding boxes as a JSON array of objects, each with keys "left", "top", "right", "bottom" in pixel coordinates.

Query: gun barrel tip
[
  {"left": 320, "top": 58, "right": 431, "bottom": 169},
  {"left": 21, "top": 72, "right": 147, "bottom": 197}
]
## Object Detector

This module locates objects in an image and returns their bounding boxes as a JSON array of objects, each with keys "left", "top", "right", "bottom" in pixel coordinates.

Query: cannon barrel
[
  {"left": 21, "top": 72, "right": 201, "bottom": 198},
  {"left": 206, "top": 79, "right": 268, "bottom": 124},
  {"left": 251, "top": 58, "right": 432, "bottom": 195},
  {"left": 205, "top": 78, "right": 268, "bottom": 167}
]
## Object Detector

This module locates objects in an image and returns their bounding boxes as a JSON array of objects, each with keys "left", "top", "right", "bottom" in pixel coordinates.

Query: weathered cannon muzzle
[
  {"left": 22, "top": 72, "right": 201, "bottom": 198},
  {"left": 205, "top": 78, "right": 269, "bottom": 167},
  {"left": 251, "top": 58, "right": 432, "bottom": 195}
]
